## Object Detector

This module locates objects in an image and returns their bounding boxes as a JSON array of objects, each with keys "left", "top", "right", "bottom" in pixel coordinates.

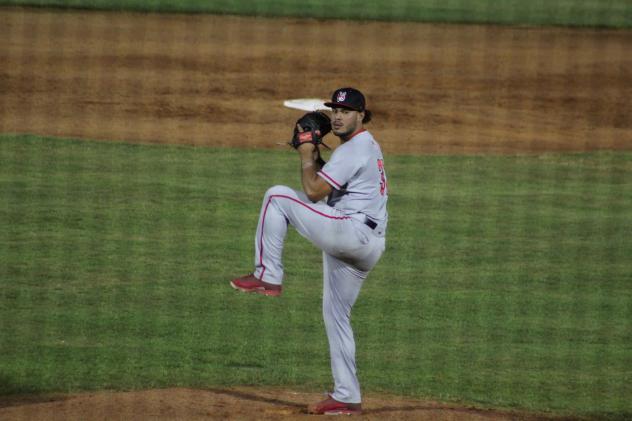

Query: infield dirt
[
  {"left": 1, "top": 7, "right": 630, "bottom": 420},
  {"left": 2, "top": 8, "right": 632, "bottom": 155}
]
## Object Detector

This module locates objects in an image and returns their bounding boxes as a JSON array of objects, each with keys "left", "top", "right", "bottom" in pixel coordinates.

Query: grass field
[
  {"left": 2, "top": 0, "right": 632, "bottom": 27},
  {"left": 1, "top": 134, "right": 631, "bottom": 418}
]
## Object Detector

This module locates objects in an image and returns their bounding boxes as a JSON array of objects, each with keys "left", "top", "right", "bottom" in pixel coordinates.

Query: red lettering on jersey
[{"left": 377, "top": 159, "right": 387, "bottom": 195}]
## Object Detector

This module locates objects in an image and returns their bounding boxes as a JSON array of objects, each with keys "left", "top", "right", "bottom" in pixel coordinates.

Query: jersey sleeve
[{"left": 318, "top": 146, "right": 363, "bottom": 190}]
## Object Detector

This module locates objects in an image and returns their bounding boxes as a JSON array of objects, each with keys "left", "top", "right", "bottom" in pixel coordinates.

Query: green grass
[
  {"left": 2, "top": 0, "right": 632, "bottom": 28},
  {"left": 1, "top": 134, "right": 631, "bottom": 418}
]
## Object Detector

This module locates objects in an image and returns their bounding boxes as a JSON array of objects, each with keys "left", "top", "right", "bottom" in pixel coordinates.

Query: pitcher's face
[{"left": 331, "top": 107, "right": 364, "bottom": 139}]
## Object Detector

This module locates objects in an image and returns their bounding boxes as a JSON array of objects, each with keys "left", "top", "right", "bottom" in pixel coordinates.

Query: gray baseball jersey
[{"left": 319, "top": 129, "right": 388, "bottom": 228}]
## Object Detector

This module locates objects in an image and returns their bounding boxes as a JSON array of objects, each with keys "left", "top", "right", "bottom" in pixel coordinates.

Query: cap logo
[{"left": 336, "top": 91, "right": 347, "bottom": 102}]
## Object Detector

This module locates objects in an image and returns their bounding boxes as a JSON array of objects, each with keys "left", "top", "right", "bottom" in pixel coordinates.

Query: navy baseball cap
[{"left": 324, "top": 87, "right": 366, "bottom": 112}]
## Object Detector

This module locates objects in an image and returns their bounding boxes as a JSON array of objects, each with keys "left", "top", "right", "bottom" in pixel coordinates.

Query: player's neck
[{"left": 341, "top": 128, "right": 366, "bottom": 143}]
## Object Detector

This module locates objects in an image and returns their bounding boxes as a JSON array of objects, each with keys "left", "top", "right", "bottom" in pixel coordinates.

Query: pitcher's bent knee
[{"left": 265, "top": 185, "right": 294, "bottom": 200}]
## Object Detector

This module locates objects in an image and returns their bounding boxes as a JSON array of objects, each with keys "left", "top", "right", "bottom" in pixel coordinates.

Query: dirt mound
[{"left": 0, "top": 387, "right": 555, "bottom": 420}]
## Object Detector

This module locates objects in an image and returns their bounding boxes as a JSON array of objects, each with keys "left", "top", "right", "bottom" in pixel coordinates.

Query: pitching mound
[{"left": 0, "top": 387, "right": 557, "bottom": 420}]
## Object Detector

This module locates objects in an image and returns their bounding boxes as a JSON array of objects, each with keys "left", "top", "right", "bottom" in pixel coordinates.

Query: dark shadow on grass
[
  {"left": 0, "top": 393, "right": 71, "bottom": 409},
  {"left": 0, "top": 374, "right": 40, "bottom": 397},
  {"left": 0, "top": 375, "right": 68, "bottom": 409}
]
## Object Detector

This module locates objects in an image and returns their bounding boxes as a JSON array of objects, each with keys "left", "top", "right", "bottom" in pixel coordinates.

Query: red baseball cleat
[
  {"left": 307, "top": 394, "right": 362, "bottom": 415},
  {"left": 230, "top": 274, "right": 282, "bottom": 297}
]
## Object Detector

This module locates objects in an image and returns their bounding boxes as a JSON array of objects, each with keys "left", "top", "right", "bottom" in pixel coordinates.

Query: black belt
[{"left": 364, "top": 218, "right": 377, "bottom": 230}]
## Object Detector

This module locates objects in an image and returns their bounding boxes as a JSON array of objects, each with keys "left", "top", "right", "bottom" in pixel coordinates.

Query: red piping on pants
[{"left": 258, "top": 194, "right": 350, "bottom": 280}]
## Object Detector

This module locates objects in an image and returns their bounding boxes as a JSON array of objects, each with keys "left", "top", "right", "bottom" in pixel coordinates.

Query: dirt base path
[
  {"left": 0, "top": 387, "right": 560, "bottom": 420},
  {"left": 2, "top": 7, "right": 631, "bottom": 154}
]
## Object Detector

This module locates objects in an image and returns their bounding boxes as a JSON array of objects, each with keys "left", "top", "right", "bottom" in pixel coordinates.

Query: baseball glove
[{"left": 289, "top": 111, "right": 332, "bottom": 149}]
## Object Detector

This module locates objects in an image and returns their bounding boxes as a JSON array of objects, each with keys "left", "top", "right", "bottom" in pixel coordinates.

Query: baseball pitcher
[{"left": 231, "top": 87, "right": 388, "bottom": 415}]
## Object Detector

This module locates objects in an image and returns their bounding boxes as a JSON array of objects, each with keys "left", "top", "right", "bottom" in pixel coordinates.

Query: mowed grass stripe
[
  {"left": 0, "top": 134, "right": 631, "bottom": 417},
  {"left": 2, "top": 0, "right": 631, "bottom": 28}
]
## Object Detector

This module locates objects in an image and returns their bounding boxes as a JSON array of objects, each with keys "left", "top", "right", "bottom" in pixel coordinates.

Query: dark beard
[{"left": 334, "top": 127, "right": 355, "bottom": 139}]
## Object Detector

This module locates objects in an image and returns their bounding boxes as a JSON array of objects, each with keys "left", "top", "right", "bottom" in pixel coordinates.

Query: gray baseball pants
[{"left": 252, "top": 185, "right": 385, "bottom": 403}]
